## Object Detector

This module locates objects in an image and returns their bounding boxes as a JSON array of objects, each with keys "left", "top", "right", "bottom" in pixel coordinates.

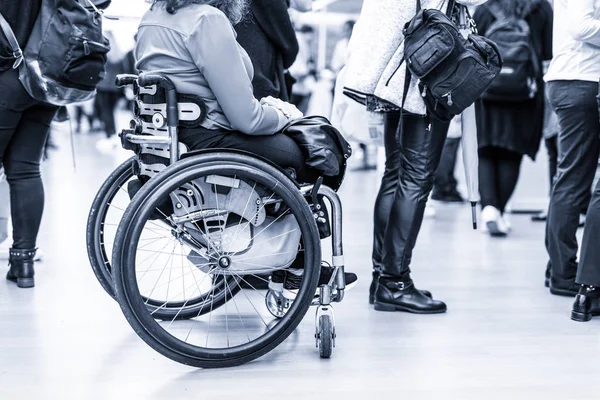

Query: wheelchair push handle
[
  {"left": 137, "top": 72, "right": 179, "bottom": 128},
  {"left": 115, "top": 74, "right": 138, "bottom": 88}
]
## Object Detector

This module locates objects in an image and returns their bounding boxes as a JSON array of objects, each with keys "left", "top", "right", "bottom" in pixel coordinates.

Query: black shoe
[
  {"left": 431, "top": 188, "right": 464, "bottom": 203},
  {"left": 531, "top": 211, "right": 547, "bottom": 222},
  {"left": 318, "top": 264, "right": 358, "bottom": 290},
  {"left": 239, "top": 274, "right": 270, "bottom": 290},
  {"left": 368, "top": 271, "right": 432, "bottom": 304},
  {"left": 549, "top": 278, "right": 579, "bottom": 297},
  {"left": 6, "top": 248, "right": 36, "bottom": 288},
  {"left": 545, "top": 261, "right": 551, "bottom": 288},
  {"left": 374, "top": 276, "right": 446, "bottom": 314},
  {"left": 572, "top": 285, "right": 600, "bottom": 322}
]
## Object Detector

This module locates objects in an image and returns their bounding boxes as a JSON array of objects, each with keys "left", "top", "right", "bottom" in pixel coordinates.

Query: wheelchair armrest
[{"left": 115, "top": 74, "right": 138, "bottom": 88}]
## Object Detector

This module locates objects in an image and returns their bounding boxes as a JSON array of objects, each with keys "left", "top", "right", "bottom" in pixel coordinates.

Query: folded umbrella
[{"left": 458, "top": 5, "right": 480, "bottom": 229}]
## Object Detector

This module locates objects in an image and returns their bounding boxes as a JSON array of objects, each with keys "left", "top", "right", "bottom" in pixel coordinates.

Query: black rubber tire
[
  {"left": 318, "top": 315, "right": 333, "bottom": 359},
  {"left": 86, "top": 156, "right": 241, "bottom": 320},
  {"left": 112, "top": 152, "right": 321, "bottom": 368},
  {"left": 86, "top": 157, "right": 136, "bottom": 298}
]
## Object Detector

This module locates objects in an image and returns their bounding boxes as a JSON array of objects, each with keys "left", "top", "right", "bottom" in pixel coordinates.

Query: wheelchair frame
[{"left": 106, "top": 72, "right": 348, "bottom": 362}]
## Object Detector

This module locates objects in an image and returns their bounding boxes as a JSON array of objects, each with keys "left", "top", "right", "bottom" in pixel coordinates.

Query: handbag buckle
[{"left": 12, "top": 49, "right": 23, "bottom": 69}]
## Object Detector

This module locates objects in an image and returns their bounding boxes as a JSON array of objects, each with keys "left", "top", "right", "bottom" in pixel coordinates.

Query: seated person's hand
[{"left": 260, "top": 96, "right": 304, "bottom": 121}]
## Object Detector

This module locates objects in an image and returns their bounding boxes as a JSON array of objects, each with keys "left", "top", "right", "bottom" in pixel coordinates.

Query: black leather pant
[
  {"left": 372, "top": 111, "right": 450, "bottom": 277},
  {"left": 546, "top": 80, "right": 600, "bottom": 286}
]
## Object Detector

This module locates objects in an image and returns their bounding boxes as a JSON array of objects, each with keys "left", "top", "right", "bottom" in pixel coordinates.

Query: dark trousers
[
  {"left": 546, "top": 80, "right": 600, "bottom": 286},
  {"left": 478, "top": 146, "right": 523, "bottom": 214},
  {"left": 96, "top": 91, "right": 120, "bottom": 138},
  {"left": 0, "top": 68, "right": 58, "bottom": 249},
  {"left": 433, "top": 137, "right": 460, "bottom": 194},
  {"left": 372, "top": 111, "right": 450, "bottom": 277},
  {"left": 178, "top": 127, "right": 314, "bottom": 183},
  {"left": 577, "top": 83, "right": 600, "bottom": 287},
  {"left": 545, "top": 136, "right": 558, "bottom": 193}
]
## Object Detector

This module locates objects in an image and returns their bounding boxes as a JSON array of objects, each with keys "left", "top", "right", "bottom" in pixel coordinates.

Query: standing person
[
  {"left": 330, "top": 20, "right": 355, "bottom": 74},
  {"left": 332, "top": 20, "right": 376, "bottom": 171},
  {"left": 288, "top": 25, "right": 316, "bottom": 114},
  {"left": 345, "top": 0, "right": 487, "bottom": 314},
  {"left": 95, "top": 30, "right": 125, "bottom": 152},
  {"left": 234, "top": 0, "right": 299, "bottom": 102},
  {"left": 0, "top": 1, "right": 58, "bottom": 288},
  {"left": 474, "top": 0, "right": 553, "bottom": 237},
  {"left": 545, "top": 0, "right": 600, "bottom": 297}
]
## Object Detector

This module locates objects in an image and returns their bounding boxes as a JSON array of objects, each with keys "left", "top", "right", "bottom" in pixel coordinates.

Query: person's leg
[
  {"left": 372, "top": 111, "right": 401, "bottom": 273},
  {"left": 432, "top": 137, "right": 462, "bottom": 201},
  {"left": 374, "top": 113, "right": 449, "bottom": 313},
  {"left": 96, "top": 91, "right": 118, "bottom": 138},
  {"left": 495, "top": 148, "right": 523, "bottom": 214},
  {"left": 478, "top": 147, "right": 500, "bottom": 210},
  {"left": 4, "top": 103, "right": 57, "bottom": 250},
  {"left": 546, "top": 80, "right": 600, "bottom": 296},
  {"left": 370, "top": 111, "right": 401, "bottom": 301}
]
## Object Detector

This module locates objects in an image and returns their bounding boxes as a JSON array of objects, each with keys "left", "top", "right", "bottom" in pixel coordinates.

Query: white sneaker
[
  {"left": 95, "top": 135, "right": 120, "bottom": 154},
  {"left": 481, "top": 206, "right": 507, "bottom": 237},
  {"left": 500, "top": 214, "right": 512, "bottom": 233},
  {"left": 424, "top": 204, "right": 436, "bottom": 219}
]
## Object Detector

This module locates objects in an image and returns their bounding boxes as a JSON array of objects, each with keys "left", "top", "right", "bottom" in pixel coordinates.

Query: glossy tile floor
[{"left": 1, "top": 126, "right": 599, "bottom": 400}]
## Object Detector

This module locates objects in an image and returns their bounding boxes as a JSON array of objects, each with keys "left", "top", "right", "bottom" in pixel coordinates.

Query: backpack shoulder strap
[{"left": 0, "top": 13, "right": 23, "bottom": 69}]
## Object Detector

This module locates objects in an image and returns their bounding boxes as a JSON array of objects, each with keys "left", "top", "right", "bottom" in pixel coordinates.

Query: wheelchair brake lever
[{"left": 310, "top": 176, "right": 323, "bottom": 207}]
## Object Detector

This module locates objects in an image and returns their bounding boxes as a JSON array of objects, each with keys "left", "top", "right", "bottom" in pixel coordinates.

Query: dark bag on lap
[
  {"left": 401, "top": 0, "right": 502, "bottom": 120},
  {"left": 282, "top": 116, "right": 352, "bottom": 191}
]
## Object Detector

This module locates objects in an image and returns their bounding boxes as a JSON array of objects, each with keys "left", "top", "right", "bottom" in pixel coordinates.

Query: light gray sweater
[{"left": 344, "top": 0, "right": 488, "bottom": 115}]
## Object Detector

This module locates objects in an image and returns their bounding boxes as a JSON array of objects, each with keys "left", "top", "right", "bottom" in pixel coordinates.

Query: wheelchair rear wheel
[
  {"left": 112, "top": 153, "right": 321, "bottom": 368},
  {"left": 86, "top": 156, "right": 241, "bottom": 320},
  {"left": 86, "top": 157, "right": 137, "bottom": 298}
]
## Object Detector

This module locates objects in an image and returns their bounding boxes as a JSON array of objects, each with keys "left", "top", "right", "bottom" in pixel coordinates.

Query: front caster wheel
[{"left": 316, "top": 314, "right": 334, "bottom": 358}]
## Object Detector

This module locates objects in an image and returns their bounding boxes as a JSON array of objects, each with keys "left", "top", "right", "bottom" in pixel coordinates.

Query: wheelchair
[{"left": 86, "top": 72, "right": 349, "bottom": 367}]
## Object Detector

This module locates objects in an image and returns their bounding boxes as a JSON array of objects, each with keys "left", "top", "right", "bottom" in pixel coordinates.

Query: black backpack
[
  {"left": 0, "top": 0, "right": 111, "bottom": 105},
  {"left": 480, "top": 2, "right": 539, "bottom": 102},
  {"left": 400, "top": 0, "right": 502, "bottom": 121}
]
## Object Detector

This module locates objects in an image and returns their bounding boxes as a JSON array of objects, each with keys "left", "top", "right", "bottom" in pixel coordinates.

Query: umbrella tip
[{"left": 470, "top": 202, "right": 478, "bottom": 230}]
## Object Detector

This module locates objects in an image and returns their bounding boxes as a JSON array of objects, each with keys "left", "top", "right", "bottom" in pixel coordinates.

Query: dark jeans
[
  {"left": 546, "top": 80, "right": 600, "bottom": 287},
  {"left": 96, "top": 91, "right": 120, "bottom": 138},
  {"left": 0, "top": 68, "right": 58, "bottom": 249},
  {"left": 433, "top": 137, "right": 460, "bottom": 194},
  {"left": 373, "top": 111, "right": 450, "bottom": 277},
  {"left": 178, "top": 127, "right": 314, "bottom": 183},
  {"left": 478, "top": 146, "right": 523, "bottom": 214},
  {"left": 577, "top": 83, "right": 600, "bottom": 287}
]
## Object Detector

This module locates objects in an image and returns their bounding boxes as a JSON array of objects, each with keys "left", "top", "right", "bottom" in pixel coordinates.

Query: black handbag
[
  {"left": 399, "top": 0, "right": 502, "bottom": 120},
  {"left": 282, "top": 116, "right": 352, "bottom": 191}
]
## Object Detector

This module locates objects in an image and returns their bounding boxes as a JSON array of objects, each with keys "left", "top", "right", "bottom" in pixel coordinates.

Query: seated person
[
  {"left": 135, "top": 0, "right": 312, "bottom": 182},
  {"left": 134, "top": 0, "right": 357, "bottom": 290}
]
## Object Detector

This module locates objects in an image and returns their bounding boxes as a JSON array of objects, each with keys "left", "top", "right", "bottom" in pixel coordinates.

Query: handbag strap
[
  {"left": 0, "top": 12, "right": 23, "bottom": 69},
  {"left": 416, "top": 0, "right": 456, "bottom": 16},
  {"left": 446, "top": 0, "right": 456, "bottom": 17}
]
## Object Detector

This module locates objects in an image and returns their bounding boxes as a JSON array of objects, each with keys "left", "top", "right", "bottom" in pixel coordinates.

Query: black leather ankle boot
[
  {"left": 369, "top": 271, "right": 432, "bottom": 305},
  {"left": 6, "top": 248, "right": 36, "bottom": 288},
  {"left": 374, "top": 275, "right": 446, "bottom": 314},
  {"left": 571, "top": 285, "right": 600, "bottom": 322}
]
